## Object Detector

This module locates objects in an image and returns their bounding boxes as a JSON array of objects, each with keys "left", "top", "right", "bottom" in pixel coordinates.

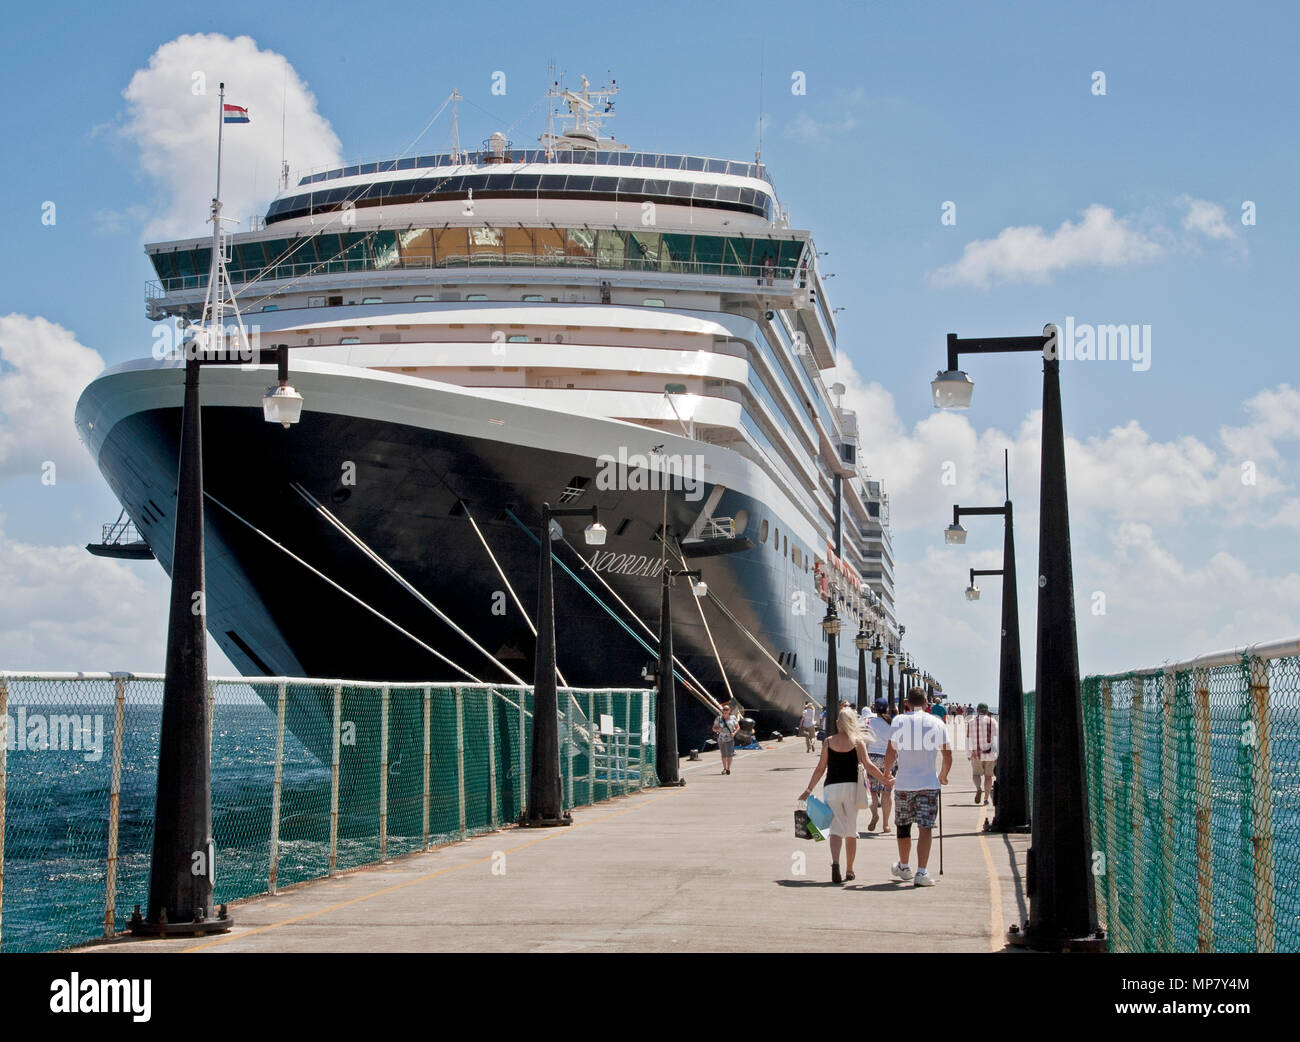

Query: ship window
[
  {"left": 261, "top": 304, "right": 279, "bottom": 311},
  {"left": 759, "top": 520, "right": 768, "bottom": 544},
  {"left": 642, "top": 298, "right": 666, "bottom": 308},
  {"left": 784, "top": 535, "right": 788, "bottom": 557},
  {"left": 506, "top": 335, "right": 529, "bottom": 343},
  {"left": 413, "top": 295, "right": 436, "bottom": 302},
  {"left": 328, "top": 296, "right": 343, "bottom": 306},
  {"left": 773, "top": 526, "right": 779, "bottom": 550},
  {"left": 340, "top": 337, "right": 361, "bottom": 345},
  {"left": 615, "top": 517, "right": 631, "bottom": 536},
  {"left": 733, "top": 509, "right": 748, "bottom": 535},
  {"left": 466, "top": 294, "right": 488, "bottom": 301},
  {"left": 522, "top": 294, "right": 544, "bottom": 302},
  {"left": 362, "top": 297, "right": 383, "bottom": 304}
]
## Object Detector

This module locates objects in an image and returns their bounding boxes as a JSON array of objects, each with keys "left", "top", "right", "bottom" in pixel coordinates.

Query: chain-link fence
[
  {"left": 0, "top": 673, "right": 655, "bottom": 953},
  {"left": 1069, "top": 639, "right": 1297, "bottom": 953}
]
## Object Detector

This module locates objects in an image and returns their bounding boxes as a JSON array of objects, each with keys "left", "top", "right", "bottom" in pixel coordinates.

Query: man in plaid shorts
[{"left": 883, "top": 687, "right": 952, "bottom": 887}]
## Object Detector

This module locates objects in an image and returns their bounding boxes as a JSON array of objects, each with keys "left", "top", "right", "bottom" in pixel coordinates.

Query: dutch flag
[{"left": 223, "top": 104, "right": 250, "bottom": 124}]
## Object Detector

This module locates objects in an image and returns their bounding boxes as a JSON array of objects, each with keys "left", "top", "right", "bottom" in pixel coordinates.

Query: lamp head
[
  {"left": 944, "top": 522, "right": 967, "bottom": 545},
  {"left": 691, "top": 579, "right": 708, "bottom": 598},
  {"left": 931, "top": 369, "right": 974, "bottom": 410},
  {"left": 854, "top": 629, "right": 870, "bottom": 651},
  {"left": 821, "top": 602, "right": 842, "bottom": 637},
  {"left": 584, "top": 521, "right": 607, "bottom": 546},
  {"left": 262, "top": 383, "right": 304, "bottom": 428},
  {"left": 965, "top": 583, "right": 981, "bottom": 601}
]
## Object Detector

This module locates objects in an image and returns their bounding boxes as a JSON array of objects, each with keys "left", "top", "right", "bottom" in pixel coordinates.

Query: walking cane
[{"left": 938, "top": 789, "right": 944, "bottom": 875}]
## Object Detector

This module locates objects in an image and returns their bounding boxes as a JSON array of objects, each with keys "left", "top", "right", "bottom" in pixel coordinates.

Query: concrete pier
[{"left": 76, "top": 736, "right": 1030, "bottom": 953}]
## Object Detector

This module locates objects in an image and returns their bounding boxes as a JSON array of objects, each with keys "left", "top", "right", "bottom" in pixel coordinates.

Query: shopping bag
[
  {"left": 856, "top": 764, "right": 871, "bottom": 809},
  {"left": 805, "top": 794, "right": 833, "bottom": 831}
]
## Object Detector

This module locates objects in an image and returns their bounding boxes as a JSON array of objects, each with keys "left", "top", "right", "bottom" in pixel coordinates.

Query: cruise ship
[{"left": 76, "top": 77, "right": 899, "bottom": 751}]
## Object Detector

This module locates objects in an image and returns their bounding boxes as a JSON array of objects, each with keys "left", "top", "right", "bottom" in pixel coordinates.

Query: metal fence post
[
  {"left": 1248, "top": 655, "right": 1276, "bottom": 953},
  {"left": 422, "top": 686, "right": 431, "bottom": 850},
  {"left": 1130, "top": 674, "right": 1145, "bottom": 948},
  {"left": 1160, "top": 671, "right": 1177, "bottom": 952},
  {"left": 624, "top": 690, "right": 632, "bottom": 795},
  {"left": 268, "top": 683, "right": 287, "bottom": 894},
  {"left": 456, "top": 688, "right": 466, "bottom": 839},
  {"left": 329, "top": 684, "right": 342, "bottom": 877},
  {"left": 488, "top": 690, "right": 498, "bottom": 826},
  {"left": 564, "top": 692, "right": 574, "bottom": 810},
  {"left": 380, "top": 685, "right": 389, "bottom": 861},
  {"left": 1, "top": 677, "right": 10, "bottom": 950},
  {"left": 104, "top": 676, "right": 126, "bottom": 936},
  {"left": 1100, "top": 680, "right": 1118, "bottom": 936},
  {"left": 206, "top": 678, "right": 215, "bottom": 760},
  {"left": 519, "top": 691, "right": 526, "bottom": 811},
  {"left": 1193, "top": 665, "right": 1214, "bottom": 952},
  {"left": 587, "top": 691, "right": 595, "bottom": 802}
]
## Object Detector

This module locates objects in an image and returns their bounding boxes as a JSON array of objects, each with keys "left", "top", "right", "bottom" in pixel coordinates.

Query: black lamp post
[
  {"left": 821, "top": 597, "right": 842, "bottom": 735},
  {"left": 854, "top": 628, "right": 870, "bottom": 711},
  {"left": 932, "top": 327, "right": 1102, "bottom": 951},
  {"left": 521, "top": 503, "right": 606, "bottom": 827},
  {"left": 656, "top": 566, "right": 705, "bottom": 787},
  {"left": 872, "top": 632, "right": 885, "bottom": 712},
  {"left": 951, "top": 492, "right": 1029, "bottom": 833},
  {"left": 132, "top": 341, "right": 300, "bottom": 937},
  {"left": 886, "top": 642, "right": 897, "bottom": 715}
]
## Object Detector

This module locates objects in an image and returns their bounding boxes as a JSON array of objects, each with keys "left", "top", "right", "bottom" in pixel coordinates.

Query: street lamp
[
  {"left": 932, "top": 327, "right": 1101, "bottom": 951},
  {"left": 132, "top": 341, "right": 298, "bottom": 937},
  {"left": 821, "top": 596, "right": 842, "bottom": 735},
  {"left": 871, "top": 631, "right": 885, "bottom": 713},
  {"left": 947, "top": 478, "right": 1029, "bottom": 834},
  {"left": 522, "top": 503, "right": 603, "bottom": 827},
  {"left": 854, "top": 628, "right": 870, "bottom": 711},
  {"left": 885, "top": 641, "right": 897, "bottom": 715},
  {"left": 656, "top": 566, "right": 705, "bottom": 787}
]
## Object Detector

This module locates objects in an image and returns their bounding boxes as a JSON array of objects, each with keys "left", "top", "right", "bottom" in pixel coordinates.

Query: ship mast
[{"left": 197, "top": 82, "right": 251, "bottom": 361}]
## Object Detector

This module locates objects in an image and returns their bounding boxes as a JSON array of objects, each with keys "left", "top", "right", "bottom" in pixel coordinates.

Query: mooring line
[
  {"left": 291, "top": 483, "right": 525, "bottom": 686},
  {"left": 459, "top": 498, "right": 569, "bottom": 688},
  {"left": 204, "top": 491, "right": 481, "bottom": 682}
]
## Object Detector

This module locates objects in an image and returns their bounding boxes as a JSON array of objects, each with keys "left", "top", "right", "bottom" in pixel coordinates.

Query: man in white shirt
[
  {"left": 883, "top": 688, "right": 952, "bottom": 887},
  {"left": 798, "top": 702, "right": 817, "bottom": 752},
  {"left": 966, "top": 703, "right": 999, "bottom": 806},
  {"left": 859, "top": 698, "right": 894, "bottom": 832}
]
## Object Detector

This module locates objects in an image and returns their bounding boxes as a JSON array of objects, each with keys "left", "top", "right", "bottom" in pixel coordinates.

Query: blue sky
[{"left": 2, "top": 0, "right": 1297, "bottom": 696}]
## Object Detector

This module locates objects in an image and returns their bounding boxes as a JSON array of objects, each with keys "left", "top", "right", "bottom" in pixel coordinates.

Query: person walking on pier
[
  {"left": 859, "top": 697, "right": 894, "bottom": 832},
  {"left": 713, "top": 701, "right": 739, "bottom": 774},
  {"left": 966, "top": 703, "right": 998, "bottom": 806},
  {"left": 799, "top": 707, "right": 894, "bottom": 884},
  {"left": 884, "top": 688, "right": 951, "bottom": 887},
  {"left": 799, "top": 701, "right": 817, "bottom": 752}
]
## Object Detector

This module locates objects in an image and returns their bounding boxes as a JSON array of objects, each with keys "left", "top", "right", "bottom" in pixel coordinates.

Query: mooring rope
[{"left": 204, "top": 491, "right": 481, "bottom": 682}]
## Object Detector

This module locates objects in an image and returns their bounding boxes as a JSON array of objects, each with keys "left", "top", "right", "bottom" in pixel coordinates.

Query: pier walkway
[{"left": 76, "top": 737, "right": 1029, "bottom": 953}]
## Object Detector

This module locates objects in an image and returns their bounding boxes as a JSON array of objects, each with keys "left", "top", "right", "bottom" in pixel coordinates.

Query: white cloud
[
  {"left": 0, "top": 516, "right": 169, "bottom": 670},
  {"left": 929, "top": 204, "right": 1164, "bottom": 289},
  {"left": 1178, "top": 195, "right": 1238, "bottom": 242},
  {"left": 122, "top": 33, "right": 343, "bottom": 240},
  {"left": 826, "top": 355, "right": 1300, "bottom": 691},
  {"left": 0, "top": 315, "right": 105, "bottom": 481},
  {"left": 782, "top": 88, "right": 867, "bottom": 143}
]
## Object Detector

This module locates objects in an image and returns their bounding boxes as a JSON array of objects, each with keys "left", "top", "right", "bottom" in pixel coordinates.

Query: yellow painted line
[
  {"left": 183, "top": 788, "right": 679, "bottom": 952},
  {"left": 975, "top": 805, "right": 1004, "bottom": 952}
]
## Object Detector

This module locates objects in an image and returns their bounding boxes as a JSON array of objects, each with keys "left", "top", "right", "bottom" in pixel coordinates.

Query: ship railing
[
  {"left": 0, "top": 673, "right": 656, "bottom": 953},
  {"left": 146, "top": 256, "right": 800, "bottom": 296},
  {"left": 1028, "top": 636, "right": 1300, "bottom": 953}
]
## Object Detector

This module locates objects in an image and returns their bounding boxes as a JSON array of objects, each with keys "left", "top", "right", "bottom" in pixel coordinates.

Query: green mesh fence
[
  {"left": 1080, "top": 653, "right": 1299, "bottom": 952},
  {"left": 0, "top": 674, "right": 655, "bottom": 953}
]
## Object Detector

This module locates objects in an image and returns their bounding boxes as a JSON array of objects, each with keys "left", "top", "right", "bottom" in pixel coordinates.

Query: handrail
[
  {"left": 1121, "top": 636, "right": 1300, "bottom": 676},
  {"left": 147, "top": 256, "right": 800, "bottom": 295}
]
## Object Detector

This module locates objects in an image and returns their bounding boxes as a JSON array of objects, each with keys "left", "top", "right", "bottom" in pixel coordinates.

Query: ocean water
[{"left": 1, "top": 685, "right": 635, "bottom": 953}]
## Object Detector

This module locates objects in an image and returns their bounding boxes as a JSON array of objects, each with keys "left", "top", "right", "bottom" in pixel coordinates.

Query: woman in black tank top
[{"left": 800, "top": 706, "right": 894, "bottom": 883}]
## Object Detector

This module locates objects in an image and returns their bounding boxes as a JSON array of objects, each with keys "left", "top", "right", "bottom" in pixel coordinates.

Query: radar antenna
[{"left": 540, "top": 73, "right": 628, "bottom": 157}]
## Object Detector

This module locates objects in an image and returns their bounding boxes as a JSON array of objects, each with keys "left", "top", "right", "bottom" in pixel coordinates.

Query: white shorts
[{"left": 822, "top": 782, "right": 860, "bottom": 838}]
